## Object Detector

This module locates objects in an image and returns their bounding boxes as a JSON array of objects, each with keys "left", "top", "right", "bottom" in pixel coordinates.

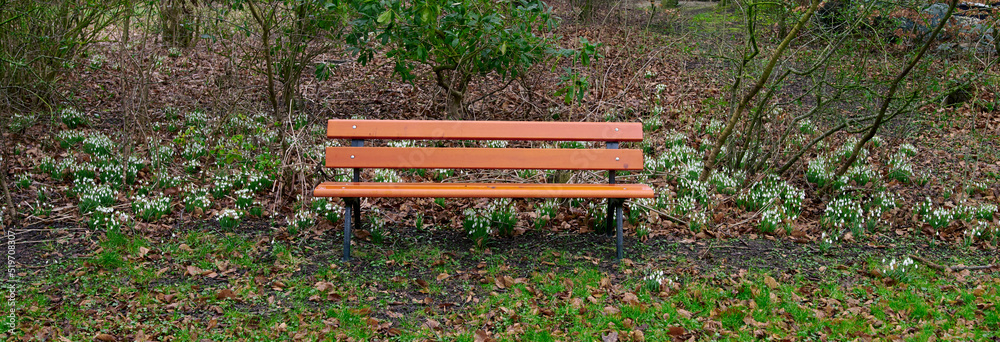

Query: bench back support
[
  {"left": 327, "top": 120, "right": 644, "bottom": 141},
  {"left": 325, "top": 147, "right": 644, "bottom": 170}
]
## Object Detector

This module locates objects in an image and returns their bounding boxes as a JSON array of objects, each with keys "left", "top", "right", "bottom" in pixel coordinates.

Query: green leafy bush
[
  {"left": 349, "top": 0, "right": 567, "bottom": 117},
  {"left": 1, "top": 0, "right": 118, "bottom": 110}
]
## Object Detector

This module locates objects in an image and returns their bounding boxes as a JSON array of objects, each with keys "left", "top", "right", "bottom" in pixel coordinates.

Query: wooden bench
[{"left": 313, "top": 120, "right": 654, "bottom": 262}]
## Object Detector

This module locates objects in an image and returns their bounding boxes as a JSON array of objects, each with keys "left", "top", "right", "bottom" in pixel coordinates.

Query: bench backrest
[{"left": 325, "top": 120, "right": 644, "bottom": 171}]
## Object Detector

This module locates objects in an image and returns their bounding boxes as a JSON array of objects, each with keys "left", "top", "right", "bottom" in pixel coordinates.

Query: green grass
[{"left": 15, "top": 228, "right": 1000, "bottom": 340}]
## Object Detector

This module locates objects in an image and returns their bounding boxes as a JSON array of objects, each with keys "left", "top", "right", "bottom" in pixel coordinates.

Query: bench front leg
[
  {"left": 343, "top": 200, "right": 352, "bottom": 262},
  {"left": 342, "top": 198, "right": 360, "bottom": 262},
  {"left": 615, "top": 199, "right": 624, "bottom": 261}
]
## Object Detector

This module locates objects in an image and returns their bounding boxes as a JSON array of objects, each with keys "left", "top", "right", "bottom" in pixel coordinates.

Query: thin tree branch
[
  {"left": 909, "top": 254, "right": 998, "bottom": 272},
  {"left": 828, "top": 0, "right": 959, "bottom": 191},
  {"left": 700, "top": 0, "right": 820, "bottom": 182}
]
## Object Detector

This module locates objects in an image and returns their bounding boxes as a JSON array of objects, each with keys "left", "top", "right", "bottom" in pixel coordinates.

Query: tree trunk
[
  {"left": 446, "top": 92, "right": 464, "bottom": 119},
  {"left": 0, "top": 147, "right": 16, "bottom": 229},
  {"left": 160, "top": 0, "right": 195, "bottom": 47},
  {"left": 122, "top": 0, "right": 132, "bottom": 47},
  {"left": 777, "top": 6, "right": 788, "bottom": 38},
  {"left": 580, "top": 0, "right": 593, "bottom": 22},
  {"left": 435, "top": 67, "right": 471, "bottom": 119}
]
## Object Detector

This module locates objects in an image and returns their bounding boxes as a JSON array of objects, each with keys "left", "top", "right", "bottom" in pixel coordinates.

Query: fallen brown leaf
[
  {"left": 422, "top": 319, "right": 441, "bottom": 330},
  {"left": 623, "top": 292, "right": 641, "bottom": 307},
  {"left": 216, "top": 289, "right": 238, "bottom": 300},
  {"left": 474, "top": 329, "right": 495, "bottom": 342},
  {"left": 95, "top": 333, "right": 117, "bottom": 342},
  {"left": 764, "top": 275, "right": 779, "bottom": 289},
  {"left": 631, "top": 329, "right": 645, "bottom": 342}
]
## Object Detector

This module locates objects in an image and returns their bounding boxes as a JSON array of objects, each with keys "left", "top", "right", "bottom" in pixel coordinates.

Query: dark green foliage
[{"left": 347, "top": 0, "right": 566, "bottom": 117}]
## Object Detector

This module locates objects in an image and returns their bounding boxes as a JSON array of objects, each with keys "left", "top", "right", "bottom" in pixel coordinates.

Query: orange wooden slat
[
  {"left": 326, "top": 120, "right": 644, "bottom": 142},
  {"left": 325, "top": 147, "right": 644, "bottom": 170},
  {"left": 314, "top": 182, "right": 655, "bottom": 198}
]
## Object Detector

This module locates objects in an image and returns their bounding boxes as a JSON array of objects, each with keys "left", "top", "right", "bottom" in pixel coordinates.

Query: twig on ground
[
  {"left": 15, "top": 239, "right": 63, "bottom": 245},
  {"left": 633, "top": 203, "right": 688, "bottom": 226},
  {"left": 909, "top": 254, "right": 998, "bottom": 272},
  {"left": 14, "top": 227, "right": 89, "bottom": 235}
]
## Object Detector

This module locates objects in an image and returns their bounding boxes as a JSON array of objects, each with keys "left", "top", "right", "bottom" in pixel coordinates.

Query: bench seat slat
[
  {"left": 326, "top": 147, "right": 644, "bottom": 170},
  {"left": 327, "top": 120, "right": 644, "bottom": 142},
  {"left": 314, "top": 182, "right": 655, "bottom": 199}
]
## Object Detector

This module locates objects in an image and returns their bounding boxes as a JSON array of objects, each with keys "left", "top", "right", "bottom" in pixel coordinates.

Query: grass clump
[
  {"left": 534, "top": 199, "right": 559, "bottom": 230},
  {"left": 217, "top": 209, "right": 242, "bottom": 229},
  {"left": 59, "top": 107, "right": 89, "bottom": 128},
  {"left": 133, "top": 194, "right": 172, "bottom": 221},
  {"left": 464, "top": 208, "right": 492, "bottom": 248},
  {"left": 823, "top": 197, "right": 864, "bottom": 233},
  {"left": 887, "top": 152, "right": 913, "bottom": 183}
]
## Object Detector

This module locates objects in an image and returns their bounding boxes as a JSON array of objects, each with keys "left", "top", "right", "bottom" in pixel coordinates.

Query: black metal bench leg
[
  {"left": 616, "top": 199, "right": 624, "bottom": 262},
  {"left": 342, "top": 202, "right": 352, "bottom": 262}
]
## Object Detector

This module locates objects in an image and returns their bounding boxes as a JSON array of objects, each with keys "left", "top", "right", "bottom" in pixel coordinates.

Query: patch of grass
[{"left": 20, "top": 231, "right": 1000, "bottom": 341}]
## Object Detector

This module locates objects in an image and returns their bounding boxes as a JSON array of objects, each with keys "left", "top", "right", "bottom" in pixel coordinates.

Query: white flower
[
  {"left": 485, "top": 140, "right": 508, "bottom": 148},
  {"left": 218, "top": 208, "right": 242, "bottom": 220},
  {"left": 374, "top": 169, "right": 402, "bottom": 183},
  {"left": 899, "top": 143, "right": 918, "bottom": 157}
]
